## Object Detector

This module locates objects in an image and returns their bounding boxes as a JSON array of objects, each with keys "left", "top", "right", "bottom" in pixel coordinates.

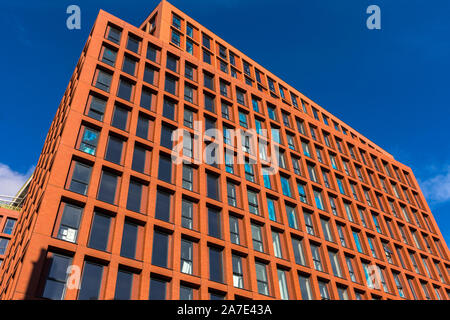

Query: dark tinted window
[
  {"left": 209, "top": 247, "right": 223, "bottom": 283},
  {"left": 87, "top": 95, "right": 107, "bottom": 121},
  {"left": 143, "top": 65, "right": 155, "bottom": 84},
  {"left": 163, "top": 98, "right": 175, "bottom": 120},
  {"left": 149, "top": 278, "right": 167, "bottom": 300},
  {"left": 42, "top": 254, "right": 72, "bottom": 300},
  {"left": 117, "top": 79, "right": 133, "bottom": 101},
  {"left": 88, "top": 212, "right": 111, "bottom": 251},
  {"left": 69, "top": 162, "right": 92, "bottom": 195},
  {"left": 152, "top": 231, "right": 169, "bottom": 267},
  {"left": 204, "top": 73, "right": 214, "bottom": 90},
  {"left": 132, "top": 145, "right": 147, "bottom": 173},
  {"left": 126, "top": 35, "right": 140, "bottom": 53},
  {"left": 204, "top": 93, "right": 215, "bottom": 112},
  {"left": 165, "top": 75, "right": 177, "bottom": 95},
  {"left": 207, "top": 174, "right": 219, "bottom": 200},
  {"left": 126, "top": 180, "right": 143, "bottom": 212},
  {"left": 166, "top": 55, "right": 178, "bottom": 72},
  {"left": 158, "top": 154, "right": 172, "bottom": 183},
  {"left": 147, "top": 44, "right": 158, "bottom": 62},
  {"left": 136, "top": 115, "right": 149, "bottom": 139},
  {"left": 105, "top": 135, "right": 123, "bottom": 164},
  {"left": 107, "top": 25, "right": 121, "bottom": 44},
  {"left": 114, "top": 270, "right": 133, "bottom": 300},
  {"left": 97, "top": 171, "right": 118, "bottom": 204},
  {"left": 155, "top": 190, "right": 171, "bottom": 222},
  {"left": 120, "top": 220, "right": 138, "bottom": 259},
  {"left": 122, "top": 56, "right": 136, "bottom": 76},
  {"left": 78, "top": 262, "right": 104, "bottom": 300},
  {"left": 140, "top": 88, "right": 153, "bottom": 110},
  {"left": 101, "top": 46, "right": 117, "bottom": 66},
  {"left": 208, "top": 208, "right": 221, "bottom": 238},
  {"left": 95, "top": 70, "right": 112, "bottom": 92},
  {"left": 160, "top": 125, "right": 173, "bottom": 149},
  {"left": 111, "top": 105, "right": 129, "bottom": 131}
]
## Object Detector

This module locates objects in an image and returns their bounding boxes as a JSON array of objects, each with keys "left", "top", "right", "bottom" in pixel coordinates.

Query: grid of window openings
[{"left": 2, "top": 7, "right": 449, "bottom": 301}]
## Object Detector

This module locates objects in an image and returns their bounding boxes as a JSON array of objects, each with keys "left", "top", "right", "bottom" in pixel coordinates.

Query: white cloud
[
  {"left": 419, "top": 166, "right": 450, "bottom": 204},
  {"left": 0, "top": 163, "right": 34, "bottom": 198}
]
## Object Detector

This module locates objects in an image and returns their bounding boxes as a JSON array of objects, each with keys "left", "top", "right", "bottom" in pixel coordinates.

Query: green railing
[{"left": 0, "top": 195, "right": 25, "bottom": 212}]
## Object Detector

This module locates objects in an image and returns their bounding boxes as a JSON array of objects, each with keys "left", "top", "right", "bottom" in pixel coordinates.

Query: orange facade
[{"left": 0, "top": 0, "right": 448, "bottom": 300}]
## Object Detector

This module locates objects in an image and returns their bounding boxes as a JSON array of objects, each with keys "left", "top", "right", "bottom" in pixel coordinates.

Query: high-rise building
[{"left": 0, "top": 1, "right": 448, "bottom": 300}]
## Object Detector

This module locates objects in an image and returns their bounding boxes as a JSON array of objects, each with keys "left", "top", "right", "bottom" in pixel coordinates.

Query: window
[
  {"left": 182, "top": 164, "right": 194, "bottom": 190},
  {"left": 155, "top": 190, "right": 171, "bottom": 222},
  {"left": 78, "top": 261, "right": 104, "bottom": 300},
  {"left": 337, "top": 225, "right": 347, "bottom": 247},
  {"left": 105, "top": 135, "right": 124, "bottom": 165},
  {"left": 277, "top": 269, "right": 289, "bottom": 300},
  {"left": 132, "top": 145, "right": 148, "bottom": 174},
  {"left": 345, "top": 256, "right": 357, "bottom": 282},
  {"left": 146, "top": 44, "right": 159, "bottom": 62},
  {"left": 42, "top": 253, "right": 72, "bottom": 300},
  {"left": 56, "top": 203, "right": 83, "bottom": 243},
  {"left": 267, "top": 198, "right": 276, "bottom": 221},
  {"left": 114, "top": 269, "right": 136, "bottom": 300},
  {"left": 78, "top": 127, "right": 99, "bottom": 156},
  {"left": 180, "top": 286, "right": 193, "bottom": 300},
  {"left": 101, "top": 46, "right": 117, "bottom": 66},
  {"left": 68, "top": 161, "right": 92, "bottom": 195},
  {"left": 111, "top": 105, "right": 129, "bottom": 131},
  {"left": 227, "top": 182, "right": 237, "bottom": 207},
  {"left": 245, "top": 163, "right": 255, "bottom": 183},
  {"left": 304, "top": 212, "right": 315, "bottom": 235},
  {"left": 152, "top": 231, "right": 169, "bottom": 268},
  {"left": 171, "top": 29, "right": 181, "bottom": 46},
  {"left": 149, "top": 278, "right": 168, "bottom": 300},
  {"left": 297, "top": 183, "right": 308, "bottom": 204},
  {"left": 180, "top": 239, "right": 193, "bottom": 274},
  {"left": 97, "top": 170, "right": 119, "bottom": 204},
  {"left": 208, "top": 208, "right": 221, "bottom": 238},
  {"left": 298, "top": 274, "right": 313, "bottom": 300},
  {"left": 232, "top": 255, "right": 244, "bottom": 288},
  {"left": 136, "top": 114, "right": 150, "bottom": 139},
  {"left": 238, "top": 111, "right": 248, "bottom": 128},
  {"left": 163, "top": 98, "right": 176, "bottom": 120},
  {"left": 117, "top": 78, "right": 134, "bottom": 101},
  {"left": 280, "top": 176, "right": 292, "bottom": 197},
  {"left": 255, "top": 262, "right": 269, "bottom": 295},
  {"left": 251, "top": 224, "right": 264, "bottom": 252},
  {"left": 0, "top": 238, "right": 9, "bottom": 255},
  {"left": 229, "top": 215, "right": 240, "bottom": 245},
  {"left": 88, "top": 212, "right": 112, "bottom": 252},
  {"left": 352, "top": 231, "right": 363, "bottom": 253},
  {"left": 207, "top": 173, "right": 220, "bottom": 200},
  {"left": 120, "top": 220, "right": 139, "bottom": 259},
  {"left": 106, "top": 25, "right": 121, "bottom": 44},
  {"left": 94, "top": 69, "right": 112, "bottom": 92},
  {"left": 158, "top": 154, "right": 172, "bottom": 183},
  {"left": 203, "top": 49, "right": 211, "bottom": 64},
  {"left": 122, "top": 56, "right": 136, "bottom": 76},
  {"left": 310, "top": 244, "right": 323, "bottom": 271},
  {"left": 329, "top": 250, "right": 343, "bottom": 277},
  {"left": 318, "top": 281, "right": 330, "bottom": 300},
  {"left": 86, "top": 95, "right": 106, "bottom": 121},
  {"left": 314, "top": 190, "right": 324, "bottom": 211},
  {"left": 2, "top": 218, "right": 16, "bottom": 235},
  {"left": 209, "top": 247, "right": 223, "bottom": 283},
  {"left": 140, "top": 88, "right": 154, "bottom": 111},
  {"left": 307, "top": 164, "right": 318, "bottom": 182},
  {"left": 165, "top": 74, "right": 177, "bottom": 95},
  {"left": 292, "top": 238, "right": 306, "bottom": 266},
  {"left": 321, "top": 219, "right": 333, "bottom": 242},
  {"left": 301, "top": 141, "right": 310, "bottom": 157},
  {"left": 143, "top": 64, "right": 156, "bottom": 85},
  {"left": 181, "top": 199, "right": 194, "bottom": 229},
  {"left": 337, "top": 286, "right": 348, "bottom": 300},
  {"left": 126, "top": 35, "right": 140, "bottom": 53},
  {"left": 393, "top": 273, "right": 406, "bottom": 298},
  {"left": 286, "top": 205, "right": 299, "bottom": 229}
]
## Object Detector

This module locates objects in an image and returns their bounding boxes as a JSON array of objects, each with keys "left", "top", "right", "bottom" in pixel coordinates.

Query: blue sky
[{"left": 0, "top": 0, "right": 449, "bottom": 244}]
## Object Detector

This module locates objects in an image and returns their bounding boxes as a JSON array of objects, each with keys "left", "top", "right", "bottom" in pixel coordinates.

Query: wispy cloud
[
  {"left": 418, "top": 166, "right": 450, "bottom": 204},
  {"left": 0, "top": 163, "right": 34, "bottom": 197}
]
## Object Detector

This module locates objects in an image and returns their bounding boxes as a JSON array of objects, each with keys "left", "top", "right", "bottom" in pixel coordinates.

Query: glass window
[
  {"left": 277, "top": 269, "right": 289, "bottom": 300},
  {"left": 97, "top": 171, "right": 118, "bottom": 204},
  {"left": 68, "top": 162, "right": 92, "bottom": 195},
  {"left": 272, "top": 231, "right": 283, "bottom": 258},
  {"left": 209, "top": 247, "right": 223, "bottom": 283},
  {"left": 78, "top": 262, "right": 104, "bottom": 300},
  {"left": 181, "top": 199, "right": 193, "bottom": 229},
  {"left": 149, "top": 278, "right": 167, "bottom": 300},
  {"left": 255, "top": 262, "right": 269, "bottom": 295},
  {"left": 117, "top": 78, "right": 134, "bottom": 101},
  {"left": 310, "top": 244, "right": 323, "bottom": 271},
  {"left": 88, "top": 212, "right": 112, "bottom": 252},
  {"left": 126, "top": 35, "right": 140, "bottom": 53},
  {"left": 42, "top": 254, "right": 72, "bottom": 300},
  {"left": 229, "top": 216, "right": 240, "bottom": 245},
  {"left": 114, "top": 270, "right": 134, "bottom": 300},
  {"left": 57, "top": 203, "right": 83, "bottom": 243},
  {"left": 180, "top": 239, "right": 193, "bottom": 274},
  {"left": 155, "top": 190, "right": 171, "bottom": 222},
  {"left": 2, "top": 218, "right": 16, "bottom": 235},
  {"left": 251, "top": 224, "right": 264, "bottom": 252},
  {"left": 94, "top": 69, "right": 112, "bottom": 92},
  {"left": 79, "top": 127, "right": 99, "bottom": 155},
  {"left": 151, "top": 231, "right": 169, "bottom": 268},
  {"left": 208, "top": 208, "right": 221, "bottom": 238},
  {"left": 122, "top": 56, "right": 136, "bottom": 76},
  {"left": 298, "top": 274, "right": 313, "bottom": 300},
  {"left": 106, "top": 25, "right": 121, "bottom": 44},
  {"left": 111, "top": 105, "right": 129, "bottom": 131},
  {"left": 120, "top": 220, "right": 138, "bottom": 259},
  {"left": 132, "top": 145, "right": 148, "bottom": 174},
  {"left": 232, "top": 255, "right": 244, "bottom": 289},
  {"left": 292, "top": 238, "right": 306, "bottom": 266},
  {"left": 158, "top": 154, "right": 172, "bottom": 183},
  {"left": 105, "top": 135, "right": 124, "bottom": 165},
  {"left": 101, "top": 46, "right": 117, "bottom": 66},
  {"left": 207, "top": 174, "right": 219, "bottom": 200},
  {"left": 87, "top": 95, "right": 107, "bottom": 121}
]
